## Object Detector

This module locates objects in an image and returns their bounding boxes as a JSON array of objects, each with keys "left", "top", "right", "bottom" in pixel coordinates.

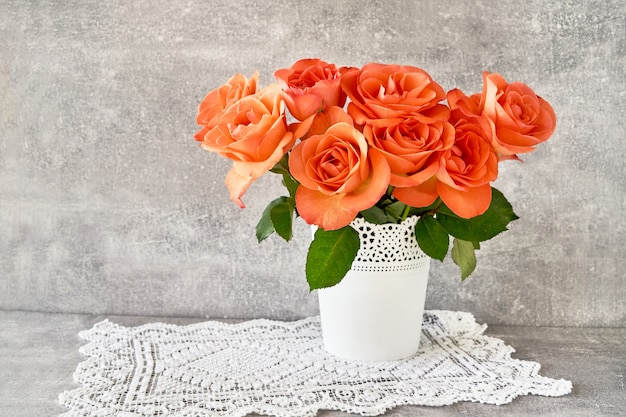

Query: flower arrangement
[{"left": 194, "top": 59, "right": 556, "bottom": 290}]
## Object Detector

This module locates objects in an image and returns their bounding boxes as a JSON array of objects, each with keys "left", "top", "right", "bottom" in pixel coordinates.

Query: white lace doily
[{"left": 59, "top": 311, "right": 572, "bottom": 417}]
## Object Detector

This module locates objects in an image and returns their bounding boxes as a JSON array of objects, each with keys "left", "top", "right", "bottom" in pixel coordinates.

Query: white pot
[{"left": 317, "top": 216, "right": 430, "bottom": 361}]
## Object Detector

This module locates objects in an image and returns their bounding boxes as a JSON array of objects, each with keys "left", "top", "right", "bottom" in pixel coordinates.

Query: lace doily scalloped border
[{"left": 58, "top": 310, "right": 572, "bottom": 417}]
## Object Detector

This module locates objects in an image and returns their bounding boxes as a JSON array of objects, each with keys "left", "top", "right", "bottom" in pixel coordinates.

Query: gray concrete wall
[{"left": 1, "top": 0, "right": 624, "bottom": 327}]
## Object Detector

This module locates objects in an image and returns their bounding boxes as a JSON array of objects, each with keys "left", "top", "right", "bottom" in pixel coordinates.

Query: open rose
[
  {"left": 275, "top": 58, "right": 346, "bottom": 121},
  {"left": 341, "top": 63, "right": 447, "bottom": 128},
  {"left": 437, "top": 115, "right": 499, "bottom": 218},
  {"left": 200, "top": 84, "right": 295, "bottom": 207},
  {"left": 449, "top": 72, "right": 556, "bottom": 159},
  {"left": 393, "top": 113, "right": 498, "bottom": 218},
  {"left": 439, "top": 114, "right": 499, "bottom": 218},
  {"left": 194, "top": 72, "right": 259, "bottom": 142},
  {"left": 364, "top": 117, "right": 455, "bottom": 190},
  {"left": 288, "top": 121, "right": 390, "bottom": 230},
  {"left": 481, "top": 72, "right": 556, "bottom": 157}
]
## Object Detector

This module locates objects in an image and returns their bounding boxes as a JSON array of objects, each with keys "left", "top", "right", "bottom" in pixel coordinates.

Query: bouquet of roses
[{"left": 194, "top": 58, "right": 556, "bottom": 290}]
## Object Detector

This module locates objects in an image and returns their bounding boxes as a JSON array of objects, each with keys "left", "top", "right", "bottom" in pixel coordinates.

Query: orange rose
[
  {"left": 453, "top": 72, "right": 557, "bottom": 158},
  {"left": 393, "top": 113, "right": 498, "bottom": 218},
  {"left": 481, "top": 72, "right": 556, "bottom": 157},
  {"left": 274, "top": 58, "right": 346, "bottom": 121},
  {"left": 447, "top": 88, "right": 481, "bottom": 118},
  {"left": 200, "top": 84, "right": 295, "bottom": 208},
  {"left": 364, "top": 117, "right": 455, "bottom": 189},
  {"left": 439, "top": 114, "right": 498, "bottom": 218},
  {"left": 194, "top": 72, "right": 259, "bottom": 142},
  {"left": 288, "top": 121, "right": 390, "bottom": 230},
  {"left": 341, "top": 63, "right": 447, "bottom": 128}
]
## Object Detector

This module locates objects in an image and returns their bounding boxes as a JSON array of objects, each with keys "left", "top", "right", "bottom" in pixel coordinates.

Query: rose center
[{"left": 320, "top": 147, "right": 350, "bottom": 178}]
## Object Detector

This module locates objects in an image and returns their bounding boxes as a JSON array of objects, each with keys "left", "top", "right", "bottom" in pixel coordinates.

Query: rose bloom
[
  {"left": 289, "top": 121, "right": 391, "bottom": 230},
  {"left": 341, "top": 63, "right": 448, "bottom": 128},
  {"left": 200, "top": 84, "right": 295, "bottom": 208},
  {"left": 274, "top": 58, "right": 346, "bottom": 121},
  {"left": 448, "top": 72, "right": 556, "bottom": 159},
  {"left": 364, "top": 117, "right": 455, "bottom": 192},
  {"left": 194, "top": 72, "right": 259, "bottom": 142},
  {"left": 437, "top": 113, "right": 499, "bottom": 218},
  {"left": 446, "top": 88, "right": 481, "bottom": 118},
  {"left": 393, "top": 113, "right": 498, "bottom": 218}
]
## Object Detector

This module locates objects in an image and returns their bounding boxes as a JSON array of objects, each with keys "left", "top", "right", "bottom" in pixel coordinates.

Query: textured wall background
[{"left": 1, "top": 0, "right": 624, "bottom": 326}]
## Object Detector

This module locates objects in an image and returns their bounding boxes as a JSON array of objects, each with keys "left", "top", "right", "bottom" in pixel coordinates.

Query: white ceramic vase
[{"left": 317, "top": 216, "right": 430, "bottom": 361}]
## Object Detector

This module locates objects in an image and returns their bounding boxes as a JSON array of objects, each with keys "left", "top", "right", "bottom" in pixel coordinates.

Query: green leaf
[
  {"left": 269, "top": 197, "right": 294, "bottom": 242},
  {"left": 415, "top": 215, "right": 449, "bottom": 261},
  {"left": 360, "top": 201, "right": 411, "bottom": 224},
  {"left": 436, "top": 187, "right": 519, "bottom": 242},
  {"left": 269, "top": 154, "right": 290, "bottom": 176},
  {"left": 385, "top": 201, "right": 407, "bottom": 219},
  {"left": 451, "top": 238, "right": 477, "bottom": 280},
  {"left": 306, "top": 226, "right": 360, "bottom": 291},
  {"left": 282, "top": 174, "right": 299, "bottom": 199},
  {"left": 359, "top": 206, "right": 396, "bottom": 224},
  {"left": 256, "top": 196, "right": 293, "bottom": 242},
  {"left": 256, "top": 199, "right": 279, "bottom": 242}
]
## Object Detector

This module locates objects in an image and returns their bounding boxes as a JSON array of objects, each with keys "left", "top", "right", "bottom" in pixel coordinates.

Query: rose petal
[
  {"left": 294, "top": 187, "right": 358, "bottom": 231},
  {"left": 392, "top": 176, "right": 439, "bottom": 208},
  {"left": 225, "top": 167, "right": 254, "bottom": 209},
  {"left": 339, "top": 148, "right": 390, "bottom": 211},
  {"left": 437, "top": 182, "right": 492, "bottom": 218}
]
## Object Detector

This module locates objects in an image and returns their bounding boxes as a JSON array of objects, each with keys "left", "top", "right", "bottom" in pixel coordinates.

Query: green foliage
[
  {"left": 256, "top": 155, "right": 300, "bottom": 243},
  {"left": 359, "top": 205, "right": 397, "bottom": 224},
  {"left": 269, "top": 154, "right": 291, "bottom": 176},
  {"left": 436, "top": 188, "right": 519, "bottom": 242},
  {"left": 306, "top": 226, "right": 360, "bottom": 291},
  {"left": 258, "top": 167, "right": 519, "bottom": 283},
  {"left": 359, "top": 200, "right": 409, "bottom": 225},
  {"left": 256, "top": 196, "right": 294, "bottom": 242},
  {"left": 415, "top": 215, "right": 449, "bottom": 261},
  {"left": 282, "top": 174, "right": 299, "bottom": 199},
  {"left": 451, "top": 238, "right": 477, "bottom": 280},
  {"left": 270, "top": 197, "right": 294, "bottom": 241}
]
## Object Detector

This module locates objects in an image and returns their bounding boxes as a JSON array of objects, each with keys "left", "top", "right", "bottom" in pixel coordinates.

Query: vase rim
[{"left": 350, "top": 215, "right": 419, "bottom": 229}]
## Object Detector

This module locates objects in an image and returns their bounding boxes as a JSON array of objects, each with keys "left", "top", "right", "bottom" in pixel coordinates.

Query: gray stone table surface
[{"left": 1, "top": 310, "right": 624, "bottom": 417}]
